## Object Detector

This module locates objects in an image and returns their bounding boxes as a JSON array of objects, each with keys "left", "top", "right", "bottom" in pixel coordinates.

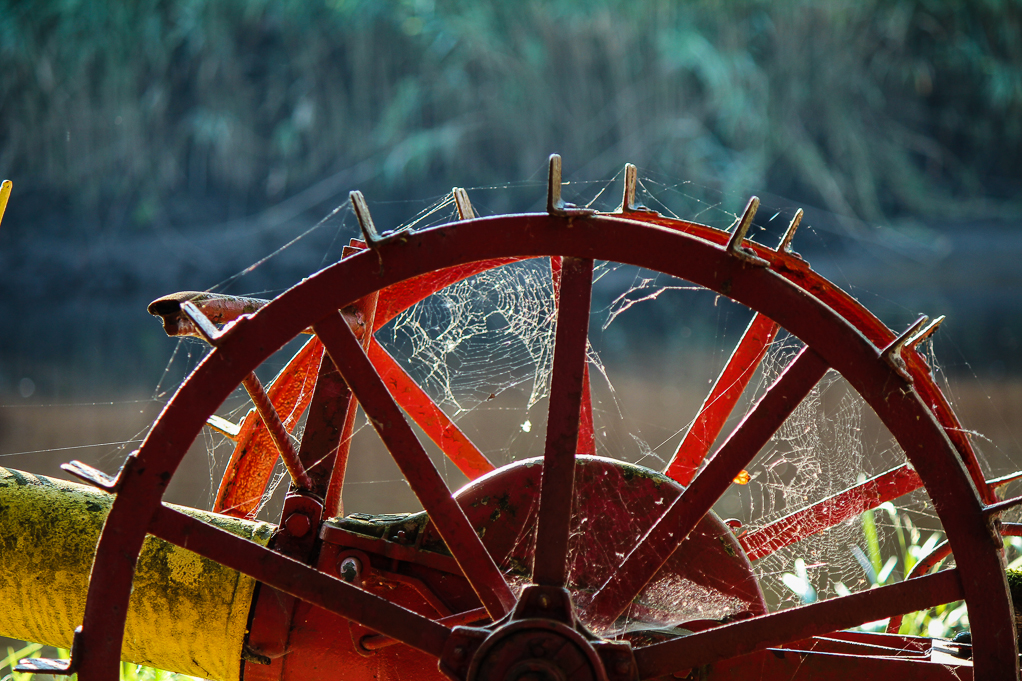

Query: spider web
[{"left": 152, "top": 166, "right": 1014, "bottom": 647}]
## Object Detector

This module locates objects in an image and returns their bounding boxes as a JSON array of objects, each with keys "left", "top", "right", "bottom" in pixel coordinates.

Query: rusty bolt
[
  {"left": 339, "top": 557, "right": 362, "bottom": 583},
  {"left": 285, "top": 512, "right": 311, "bottom": 538}
]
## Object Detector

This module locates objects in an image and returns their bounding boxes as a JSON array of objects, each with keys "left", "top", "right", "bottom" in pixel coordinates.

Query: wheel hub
[
  {"left": 469, "top": 624, "right": 599, "bottom": 681},
  {"left": 443, "top": 586, "right": 617, "bottom": 681}
]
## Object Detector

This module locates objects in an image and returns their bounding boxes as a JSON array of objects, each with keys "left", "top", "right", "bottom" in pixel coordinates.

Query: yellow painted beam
[
  {"left": 0, "top": 468, "right": 275, "bottom": 681},
  {"left": 0, "top": 180, "right": 10, "bottom": 231}
]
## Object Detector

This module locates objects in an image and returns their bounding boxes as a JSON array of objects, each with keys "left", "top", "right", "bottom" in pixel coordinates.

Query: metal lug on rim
[
  {"left": 181, "top": 300, "right": 223, "bottom": 345},
  {"left": 453, "top": 187, "right": 476, "bottom": 221},
  {"left": 547, "top": 154, "right": 596, "bottom": 217},
  {"left": 616, "top": 163, "right": 655, "bottom": 215},
  {"left": 984, "top": 494, "right": 1022, "bottom": 517},
  {"left": 206, "top": 413, "right": 242, "bottom": 440},
  {"left": 185, "top": 296, "right": 314, "bottom": 489},
  {"left": 906, "top": 315, "right": 945, "bottom": 349},
  {"left": 881, "top": 315, "right": 929, "bottom": 381},
  {"left": 777, "top": 208, "right": 803, "bottom": 253},
  {"left": 16, "top": 626, "right": 82, "bottom": 675},
  {"left": 726, "top": 196, "right": 769, "bottom": 266},
  {"left": 61, "top": 459, "right": 122, "bottom": 492},
  {"left": 350, "top": 190, "right": 387, "bottom": 246},
  {"left": 241, "top": 372, "right": 314, "bottom": 490},
  {"left": 339, "top": 556, "right": 362, "bottom": 583},
  {"left": 0, "top": 179, "right": 11, "bottom": 231},
  {"left": 988, "top": 470, "right": 1022, "bottom": 490}
]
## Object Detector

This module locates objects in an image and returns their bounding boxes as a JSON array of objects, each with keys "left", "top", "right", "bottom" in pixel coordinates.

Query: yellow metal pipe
[
  {"left": 0, "top": 179, "right": 11, "bottom": 231},
  {"left": 0, "top": 467, "right": 275, "bottom": 681}
]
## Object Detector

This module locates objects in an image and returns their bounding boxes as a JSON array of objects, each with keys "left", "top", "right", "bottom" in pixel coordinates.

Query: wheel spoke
[
  {"left": 148, "top": 504, "right": 450, "bottom": 658},
  {"left": 552, "top": 256, "right": 596, "bottom": 457},
  {"left": 240, "top": 372, "right": 313, "bottom": 490},
  {"left": 666, "top": 313, "right": 778, "bottom": 485},
  {"left": 689, "top": 642, "right": 969, "bottom": 680},
  {"left": 368, "top": 339, "right": 495, "bottom": 480},
  {"left": 586, "top": 346, "right": 830, "bottom": 630},
  {"left": 313, "top": 310, "right": 516, "bottom": 618},
  {"left": 533, "top": 257, "right": 594, "bottom": 587},
  {"left": 741, "top": 464, "right": 922, "bottom": 561},
  {"left": 887, "top": 540, "right": 953, "bottom": 633},
  {"left": 634, "top": 569, "right": 964, "bottom": 679},
  {"left": 577, "top": 363, "right": 595, "bottom": 455},
  {"left": 294, "top": 350, "right": 355, "bottom": 497},
  {"left": 215, "top": 336, "right": 324, "bottom": 516},
  {"left": 322, "top": 289, "right": 380, "bottom": 517},
  {"left": 322, "top": 391, "right": 360, "bottom": 518}
]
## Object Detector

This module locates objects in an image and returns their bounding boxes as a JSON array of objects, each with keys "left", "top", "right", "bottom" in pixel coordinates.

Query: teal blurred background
[
  {"left": 0, "top": 0, "right": 1020, "bottom": 402},
  {"left": 0, "top": 0, "right": 1021, "bottom": 626}
]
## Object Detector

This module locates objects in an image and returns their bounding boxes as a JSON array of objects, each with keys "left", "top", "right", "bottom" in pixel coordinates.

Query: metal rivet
[
  {"left": 284, "top": 512, "right": 311, "bottom": 538},
  {"left": 339, "top": 557, "right": 361, "bottom": 583}
]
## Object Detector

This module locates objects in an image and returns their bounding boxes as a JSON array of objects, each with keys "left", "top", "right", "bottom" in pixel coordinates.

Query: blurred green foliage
[{"left": 1, "top": 0, "right": 1020, "bottom": 233}]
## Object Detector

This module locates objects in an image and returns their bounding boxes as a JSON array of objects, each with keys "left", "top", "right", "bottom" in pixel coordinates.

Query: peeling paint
[{"left": 0, "top": 468, "right": 274, "bottom": 681}]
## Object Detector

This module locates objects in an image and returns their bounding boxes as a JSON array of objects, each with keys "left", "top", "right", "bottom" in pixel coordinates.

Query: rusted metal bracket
[
  {"left": 61, "top": 459, "right": 121, "bottom": 492},
  {"left": 181, "top": 301, "right": 314, "bottom": 491},
  {"left": 61, "top": 452, "right": 142, "bottom": 493},
  {"left": 907, "top": 315, "right": 945, "bottom": 349},
  {"left": 547, "top": 155, "right": 595, "bottom": 217},
  {"left": 16, "top": 626, "right": 82, "bottom": 675},
  {"left": 777, "top": 208, "right": 803, "bottom": 253},
  {"left": 615, "top": 163, "right": 656, "bottom": 215},
  {"left": 350, "top": 190, "right": 414, "bottom": 247},
  {"left": 148, "top": 291, "right": 268, "bottom": 338},
  {"left": 881, "top": 316, "right": 930, "bottom": 382},
  {"left": 726, "top": 196, "right": 769, "bottom": 267},
  {"left": 453, "top": 187, "right": 476, "bottom": 220}
]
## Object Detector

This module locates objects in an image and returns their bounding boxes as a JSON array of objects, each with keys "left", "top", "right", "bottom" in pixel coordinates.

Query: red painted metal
[
  {"left": 215, "top": 337, "right": 323, "bottom": 516},
  {"left": 742, "top": 464, "right": 1022, "bottom": 564},
  {"left": 371, "top": 257, "right": 528, "bottom": 333},
  {"left": 633, "top": 569, "right": 965, "bottom": 679},
  {"left": 241, "top": 372, "right": 314, "bottom": 491},
  {"left": 533, "top": 257, "right": 594, "bottom": 588},
  {"left": 585, "top": 347, "right": 830, "bottom": 631},
  {"left": 666, "top": 313, "right": 779, "bottom": 485},
  {"left": 886, "top": 521, "right": 1022, "bottom": 634},
  {"left": 262, "top": 455, "right": 763, "bottom": 681},
  {"left": 149, "top": 504, "right": 451, "bottom": 657},
  {"left": 295, "top": 349, "right": 354, "bottom": 496},
  {"left": 694, "top": 641, "right": 972, "bottom": 681},
  {"left": 577, "top": 363, "right": 596, "bottom": 455},
  {"left": 323, "top": 286, "right": 379, "bottom": 517},
  {"left": 313, "top": 310, "right": 516, "bottom": 619},
  {"left": 442, "top": 456, "right": 767, "bottom": 630},
  {"left": 367, "top": 340, "right": 494, "bottom": 480},
  {"left": 552, "top": 254, "right": 596, "bottom": 456},
  {"left": 69, "top": 202, "right": 1019, "bottom": 681},
  {"left": 618, "top": 211, "right": 995, "bottom": 505},
  {"left": 742, "top": 464, "right": 923, "bottom": 561}
]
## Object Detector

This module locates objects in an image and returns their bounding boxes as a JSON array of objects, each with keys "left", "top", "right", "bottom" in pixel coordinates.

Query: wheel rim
[{"left": 76, "top": 208, "right": 1018, "bottom": 680}]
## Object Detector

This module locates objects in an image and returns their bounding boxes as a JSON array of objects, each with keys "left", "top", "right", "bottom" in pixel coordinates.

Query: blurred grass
[
  {"left": 1, "top": 641, "right": 197, "bottom": 681},
  {"left": 1, "top": 0, "right": 1020, "bottom": 235}
]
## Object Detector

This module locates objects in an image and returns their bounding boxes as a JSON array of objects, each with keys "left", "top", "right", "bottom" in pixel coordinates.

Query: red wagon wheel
[{"left": 63, "top": 157, "right": 1018, "bottom": 680}]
